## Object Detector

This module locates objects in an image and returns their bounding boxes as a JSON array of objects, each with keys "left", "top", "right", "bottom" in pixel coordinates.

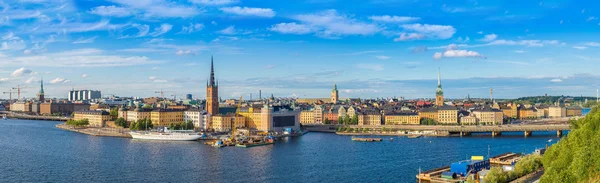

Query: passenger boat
[{"left": 130, "top": 128, "right": 201, "bottom": 141}]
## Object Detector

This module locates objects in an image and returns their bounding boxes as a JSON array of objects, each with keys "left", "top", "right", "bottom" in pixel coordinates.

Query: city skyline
[{"left": 1, "top": 0, "right": 600, "bottom": 99}]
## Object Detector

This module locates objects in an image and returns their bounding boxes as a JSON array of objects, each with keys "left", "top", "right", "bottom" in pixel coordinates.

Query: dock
[
  {"left": 56, "top": 124, "right": 131, "bottom": 138},
  {"left": 416, "top": 152, "right": 523, "bottom": 182},
  {"left": 351, "top": 137, "right": 382, "bottom": 142},
  {"left": 489, "top": 152, "right": 522, "bottom": 165}
]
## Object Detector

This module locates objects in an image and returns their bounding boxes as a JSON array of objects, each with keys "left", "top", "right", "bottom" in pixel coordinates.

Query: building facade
[
  {"left": 472, "top": 108, "right": 503, "bottom": 125},
  {"left": 437, "top": 106, "right": 458, "bottom": 124},
  {"left": 384, "top": 113, "right": 420, "bottom": 125},
  {"left": 358, "top": 113, "right": 382, "bottom": 126},
  {"left": 150, "top": 109, "right": 184, "bottom": 126},
  {"left": 548, "top": 106, "right": 566, "bottom": 118},
  {"left": 184, "top": 109, "right": 207, "bottom": 130},
  {"left": 68, "top": 90, "right": 101, "bottom": 101},
  {"left": 73, "top": 110, "right": 111, "bottom": 127},
  {"left": 299, "top": 110, "right": 315, "bottom": 124},
  {"left": 126, "top": 108, "right": 151, "bottom": 122}
]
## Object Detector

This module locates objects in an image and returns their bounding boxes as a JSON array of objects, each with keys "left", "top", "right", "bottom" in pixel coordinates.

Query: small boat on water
[
  {"left": 408, "top": 134, "right": 423, "bottom": 139},
  {"left": 2, "top": 115, "right": 6, "bottom": 120},
  {"left": 130, "top": 128, "right": 201, "bottom": 141},
  {"left": 351, "top": 137, "right": 382, "bottom": 142}
]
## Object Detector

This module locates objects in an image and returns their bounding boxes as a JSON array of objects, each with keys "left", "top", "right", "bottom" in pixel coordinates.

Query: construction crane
[
  {"left": 3, "top": 89, "right": 18, "bottom": 102},
  {"left": 12, "top": 85, "right": 31, "bottom": 100},
  {"left": 154, "top": 90, "right": 174, "bottom": 98},
  {"left": 232, "top": 96, "right": 243, "bottom": 139}
]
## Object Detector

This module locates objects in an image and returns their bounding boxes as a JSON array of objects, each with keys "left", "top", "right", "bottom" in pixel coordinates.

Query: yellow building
[
  {"left": 472, "top": 108, "right": 503, "bottom": 125},
  {"left": 548, "top": 106, "right": 566, "bottom": 118},
  {"left": 384, "top": 113, "right": 420, "bottom": 125},
  {"left": 232, "top": 105, "right": 300, "bottom": 132},
  {"left": 437, "top": 106, "right": 458, "bottom": 124},
  {"left": 519, "top": 107, "right": 538, "bottom": 119},
  {"left": 460, "top": 116, "right": 477, "bottom": 125},
  {"left": 210, "top": 115, "right": 245, "bottom": 132},
  {"left": 126, "top": 108, "right": 151, "bottom": 122},
  {"left": 299, "top": 110, "right": 316, "bottom": 124},
  {"left": 419, "top": 108, "right": 439, "bottom": 122},
  {"left": 150, "top": 109, "right": 184, "bottom": 126},
  {"left": 358, "top": 113, "right": 382, "bottom": 126},
  {"left": 73, "top": 110, "right": 111, "bottom": 127},
  {"left": 566, "top": 107, "right": 582, "bottom": 117}
]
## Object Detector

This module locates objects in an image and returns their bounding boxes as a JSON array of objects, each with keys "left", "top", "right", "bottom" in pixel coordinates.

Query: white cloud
[
  {"left": 375, "top": 55, "right": 390, "bottom": 60},
  {"left": 0, "top": 78, "right": 8, "bottom": 83},
  {"left": 179, "top": 23, "right": 204, "bottom": 34},
  {"left": 211, "top": 21, "right": 218, "bottom": 25},
  {"left": 368, "top": 15, "right": 420, "bottom": 23},
  {"left": 189, "top": 0, "right": 239, "bottom": 5},
  {"left": 457, "top": 37, "right": 470, "bottom": 42},
  {"left": 356, "top": 64, "right": 384, "bottom": 71},
  {"left": 175, "top": 50, "right": 195, "bottom": 55},
  {"left": 550, "top": 78, "right": 563, "bottom": 82},
  {"left": 584, "top": 42, "right": 600, "bottom": 47},
  {"left": 587, "top": 16, "right": 598, "bottom": 21},
  {"left": 479, "top": 33, "right": 497, "bottom": 42},
  {"left": 81, "top": 74, "right": 88, "bottom": 78},
  {"left": 393, "top": 32, "right": 426, "bottom": 41},
  {"left": 120, "top": 24, "right": 150, "bottom": 38},
  {"left": 3, "top": 48, "right": 160, "bottom": 67},
  {"left": 72, "top": 36, "right": 97, "bottom": 44},
  {"left": 109, "top": 0, "right": 199, "bottom": 18},
  {"left": 220, "top": 6, "right": 275, "bottom": 18},
  {"left": 572, "top": 46, "right": 587, "bottom": 50},
  {"left": 400, "top": 23, "right": 456, "bottom": 40},
  {"left": 477, "top": 31, "right": 483, "bottom": 34},
  {"left": 89, "top": 5, "right": 132, "bottom": 17},
  {"left": 487, "top": 40, "right": 561, "bottom": 47},
  {"left": 217, "top": 25, "right": 236, "bottom": 35},
  {"left": 433, "top": 46, "right": 486, "bottom": 59},
  {"left": 25, "top": 77, "right": 37, "bottom": 84},
  {"left": 514, "top": 50, "right": 527, "bottom": 53},
  {"left": 269, "top": 23, "right": 313, "bottom": 34},
  {"left": 1, "top": 32, "right": 26, "bottom": 50},
  {"left": 265, "top": 64, "right": 276, "bottom": 69},
  {"left": 148, "top": 76, "right": 167, "bottom": 82},
  {"left": 272, "top": 10, "right": 380, "bottom": 38},
  {"left": 49, "top": 78, "right": 70, "bottom": 84},
  {"left": 11, "top": 68, "right": 32, "bottom": 77},
  {"left": 2, "top": 32, "right": 20, "bottom": 41},
  {"left": 148, "top": 23, "right": 172, "bottom": 37}
]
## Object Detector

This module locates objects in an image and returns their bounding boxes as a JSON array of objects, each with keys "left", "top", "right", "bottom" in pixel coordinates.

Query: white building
[
  {"left": 68, "top": 90, "right": 101, "bottom": 101},
  {"left": 184, "top": 109, "right": 208, "bottom": 130}
]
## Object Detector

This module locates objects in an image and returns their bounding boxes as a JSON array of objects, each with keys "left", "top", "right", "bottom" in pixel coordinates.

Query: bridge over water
[{"left": 303, "top": 124, "right": 570, "bottom": 137}]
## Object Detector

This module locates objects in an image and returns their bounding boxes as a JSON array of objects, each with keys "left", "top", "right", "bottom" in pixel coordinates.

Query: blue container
[{"left": 450, "top": 160, "right": 490, "bottom": 176}]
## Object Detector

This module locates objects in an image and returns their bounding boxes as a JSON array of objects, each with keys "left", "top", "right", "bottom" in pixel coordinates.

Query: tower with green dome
[
  {"left": 435, "top": 68, "right": 444, "bottom": 106},
  {"left": 331, "top": 83, "right": 339, "bottom": 104}
]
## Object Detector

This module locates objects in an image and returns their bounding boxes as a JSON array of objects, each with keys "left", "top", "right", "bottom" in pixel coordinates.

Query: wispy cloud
[
  {"left": 49, "top": 77, "right": 70, "bottom": 84},
  {"left": 179, "top": 23, "right": 204, "bottom": 34},
  {"left": 369, "top": 15, "right": 420, "bottom": 23},
  {"left": 72, "top": 36, "right": 97, "bottom": 44},
  {"left": 398, "top": 23, "right": 456, "bottom": 40},
  {"left": 270, "top": 9, "right": 380, "bottom": 38},
  {"left": 148, "top": 23, "right": 173, "bottom": 37},
  {"left": 11, "top": 68, "right": 33, "bottom": 77},
  {"left": 220, "top": 6, "right": 275, "bottom": 18},
  {"left": 89, "top": 5, "right": 132, "bottom": 17},
  {"left": 375, "top": 55, "right": 390, "bottom": 60},
  {"left": 190, "top": 0, "right": 239, "bottom": 6}
]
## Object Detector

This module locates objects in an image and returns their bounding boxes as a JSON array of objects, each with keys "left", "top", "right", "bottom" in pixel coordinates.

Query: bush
[{"left": 66, "top": 119, "right": 89, "bottom": 127}]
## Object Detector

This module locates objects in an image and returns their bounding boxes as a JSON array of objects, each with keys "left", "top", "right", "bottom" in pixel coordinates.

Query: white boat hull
[{"left": 130, "top": 132, "right": 202, "bottom": 141}]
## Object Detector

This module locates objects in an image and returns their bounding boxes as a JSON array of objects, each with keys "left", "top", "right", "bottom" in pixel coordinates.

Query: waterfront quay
[
  {"left": 305, "top": 124, "right": 570, "bottom": 137},
  {"left": 0, "top": 111, "right": 69, "bottom": 121},
  {"left": 56, "top": 124, "right": 131, "bottom": 138}
]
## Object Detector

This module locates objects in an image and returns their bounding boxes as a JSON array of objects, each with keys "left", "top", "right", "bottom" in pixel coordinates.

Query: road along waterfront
[{"left": 0, "top": 119, "right": 564, "bottom": 182}]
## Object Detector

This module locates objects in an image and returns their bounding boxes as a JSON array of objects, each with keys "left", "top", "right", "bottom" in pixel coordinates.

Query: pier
[
  {"left": 0, "top": 111, "right": 70, "bottom": 121},
  {"left": 304, "top": 124, "right": 570, "bottom": 137}
]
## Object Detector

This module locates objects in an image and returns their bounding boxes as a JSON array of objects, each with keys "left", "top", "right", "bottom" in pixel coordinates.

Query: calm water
[{"left": 0, "top": 119, "right": 564, "bottom": 183}]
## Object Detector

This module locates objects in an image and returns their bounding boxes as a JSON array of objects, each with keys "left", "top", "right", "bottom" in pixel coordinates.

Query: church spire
[
  {"left": 209, "top": 55, "right": 215, "bottom": 87},
  {"left": 437, "top": 67, "right": 441, "bottom": 86}
]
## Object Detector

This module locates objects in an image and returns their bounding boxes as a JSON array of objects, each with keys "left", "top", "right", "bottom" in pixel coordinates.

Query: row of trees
[
  {"left": 65, "top": 119, "right": 89, "bottom": 127},
  {"left": 482, "top": 154, "right": 543, "bottom": 183},
  {"left": 130, "top": 118, "right": 153, "bottom": 131},
  {"left": 168, "top": 121, "right": 194, "bottom": 130},
  {"left": 338, "top": 115, "right": 359, "bottom": 125},
  {"left": 540, "top": 107, "right": 600, "bottom": 182},
  {"left": 115, "top": 117, "right": 128, "bottom": 128}
]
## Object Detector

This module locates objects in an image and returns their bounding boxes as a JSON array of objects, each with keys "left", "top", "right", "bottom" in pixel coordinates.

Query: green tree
[
  {"left": 115, "top": 117, "right": 127, "bottom": 128},
  {"left": 540, "top": 106, "right": 600, "bottom": 183},
  {"left": 420, "top": 118, "right": 437, "bottom": 125},
  {"left": 323, "top": 118, "right": 329, "bottom": 124},
  {"left": 109, "top": 108, "right": 118, "bottom": 120},
  {"left": 484, "top": 167, "right": 507, "bottom": 183},
  {"left": 338, "top": 116, "right": 344, "bottom": 125},
  {"left": 350, "top": 115, "right": 358, "bottom": 125}
]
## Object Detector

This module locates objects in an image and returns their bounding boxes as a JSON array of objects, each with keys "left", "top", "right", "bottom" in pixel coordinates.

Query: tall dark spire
[{"left": 209, "top": 55, "right": 216, "bottom": 87}]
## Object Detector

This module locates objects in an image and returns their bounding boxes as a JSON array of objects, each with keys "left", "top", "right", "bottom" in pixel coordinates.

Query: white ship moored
[{"left": 130, "top": 128, "right": 201, "bottom": 141}]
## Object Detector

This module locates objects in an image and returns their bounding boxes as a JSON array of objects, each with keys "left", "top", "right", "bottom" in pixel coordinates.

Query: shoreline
[
  {"left": 336, "top": 132, "right": 449, "bottom": 137},
  {"left": 56, "top": 124, "right": 132, "bottom": 138}
]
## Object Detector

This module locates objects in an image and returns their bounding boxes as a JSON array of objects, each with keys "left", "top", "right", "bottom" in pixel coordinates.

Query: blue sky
[{"left": 1, "top": 0, "right": 600, "bottom": 100}]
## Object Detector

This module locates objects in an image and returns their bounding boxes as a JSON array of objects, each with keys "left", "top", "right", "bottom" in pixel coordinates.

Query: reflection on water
[{"left": 0, "top": 119, "right": 563, "bottom": 182}]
